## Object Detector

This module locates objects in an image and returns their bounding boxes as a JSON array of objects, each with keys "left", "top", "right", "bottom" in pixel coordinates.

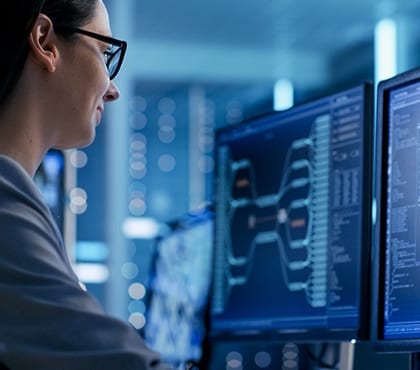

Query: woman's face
[{"left": 51, "top": 0, "right": 119, "bottom": 149}]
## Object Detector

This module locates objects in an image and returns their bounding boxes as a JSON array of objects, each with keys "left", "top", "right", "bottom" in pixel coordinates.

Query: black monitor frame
[
  {"left": 372, "top": 67, "right": 420, "bottom": 353},
  {"left": 209, "top": 82, "right": 374, "bottom": 343}
]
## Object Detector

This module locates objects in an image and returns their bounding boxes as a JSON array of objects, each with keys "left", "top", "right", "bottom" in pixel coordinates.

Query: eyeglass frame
[{"left": 59, "top": 27, "right": 127, "bottom": 80}]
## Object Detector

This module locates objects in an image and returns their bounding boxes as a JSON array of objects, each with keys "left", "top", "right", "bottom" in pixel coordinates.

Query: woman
[{"left": 0, "top": 1, "right": 165, "bottom": 369}]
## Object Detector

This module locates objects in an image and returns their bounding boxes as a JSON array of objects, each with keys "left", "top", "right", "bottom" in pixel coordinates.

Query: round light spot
[
  {"left": 130, "top": 132, "right": 147, "bottom": 146},
  {"left": 128, "top": 282, "right": 146, "bottom": 300},
  {"left": 226, "top": 352, "right": 243, "bottom": 369},
  {"left": 283, "top": 343, "right": 299, "bottom": 369},
  {"left": 130, "top": 160, "right": 146, "bottom": 172},
  {"left": 158, "top": 126, "right": 176, "bottom": 144},
  {"left": 283, "top": 344, "right": 299, "bottom": 358},
  {"left": 129, "top": 112, "right": 148, "bottom": 130},
  {"left": 254, "top": 351, "right": 271, "bottom": 368},
  {"left": 130, "top": 139, "right": 147, "bottom": 154},
  {"left": 158, "top": 97, "right": 176, "bottom": 114},
  {"left": 158, "top": 154, "right": 176, "bottom": 172},
  {"left": 70, "top": 187, "right": 87, "bottom": 201},
  {"left": 158, "top": 114, "right": 176, "bottom": 128},
  {"left": 69, "top": 187, "right": 88, "bottom": 214},
  {"left": 130, "top": 152, "right": 146, "bottom": 161},
  {"left": 70, "top": 202, "right": 87, "bottom": 215},
  {"left": 128, "top": 312, "right": 146, "bottom": 330},
  {"left": 129, "top": 197, "right": 146, "bottom": 216},
  {"left": 128, "top": 300, "right": 146, "bottom": 314},
  {"left": 69, "top": 150, "right": 88, "bottom": 168},
  {"left": 121, "top": 262, "right": 139, "bottom": 280},
  {"left": 283, "top": 359, "right": 298, "bottom": 369},
  {"left": 129, "top": 159, "right": 147, "bottom": 179},
  {"left": 129, "top": 168, "right": 147, "bottom": 180},
  {"left": 130, "top": 96, "right": 147, "bottom": 112}
]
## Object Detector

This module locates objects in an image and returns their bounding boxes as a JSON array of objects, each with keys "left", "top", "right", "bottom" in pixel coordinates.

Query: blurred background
[{"left": 59, "top": 0, "right": 420, "bottom": 368}]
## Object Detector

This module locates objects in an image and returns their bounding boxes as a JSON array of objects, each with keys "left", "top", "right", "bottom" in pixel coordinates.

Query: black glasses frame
[{"left": 68, "top": 28, "right": 127, "bottom": 80}]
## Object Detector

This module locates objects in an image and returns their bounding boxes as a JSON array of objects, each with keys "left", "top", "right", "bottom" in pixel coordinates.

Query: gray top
[{"left": 0, "top": 155, "right": 165, "bottom": 370}]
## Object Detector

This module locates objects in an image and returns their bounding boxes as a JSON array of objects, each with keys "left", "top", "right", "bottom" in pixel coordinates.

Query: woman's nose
[{"left": 104, "top": 81, "right": 120, "bottom": 102}]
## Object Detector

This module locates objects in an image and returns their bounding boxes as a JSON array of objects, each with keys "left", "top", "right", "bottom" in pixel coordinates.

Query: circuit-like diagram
[{"left": 214, "top": 114, "right": 331, "bottom": 311}]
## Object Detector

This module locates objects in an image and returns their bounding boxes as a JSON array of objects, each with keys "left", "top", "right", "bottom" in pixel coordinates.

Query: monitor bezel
[
  {"left": 372, "top": 67, "right": 420, "bottom": 353},
  {"left": 209, "top": 82, "right": 374, "bottom": 343}
]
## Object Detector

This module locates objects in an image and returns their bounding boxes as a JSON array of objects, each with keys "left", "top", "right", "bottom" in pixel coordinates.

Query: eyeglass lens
[{"left": 107, "top": 48, "right": 121, "bottom": 79}]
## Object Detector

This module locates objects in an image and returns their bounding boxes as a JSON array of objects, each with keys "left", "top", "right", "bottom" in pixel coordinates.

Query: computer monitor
[
  {"left": 144, "top": 208, "right": 213, "bottom": 367},
  {"left": 34, "top": 149, "right": 66, "bottom": 234},
  {"left": 372, "top": 67, "right": 420, "bottom": 352},
  {"left": 209, "top": 83, "right": 374, "bottom": 342}
]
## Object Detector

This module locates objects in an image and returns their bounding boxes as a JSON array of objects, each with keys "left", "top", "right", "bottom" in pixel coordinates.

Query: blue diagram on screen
[{"left": 211, "top": 86, "right": 367, "bottom": 336}]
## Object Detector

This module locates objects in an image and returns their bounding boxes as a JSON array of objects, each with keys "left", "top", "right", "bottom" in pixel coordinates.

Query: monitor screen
[
  {"left": 372, "top": 67, "right": 420, "bottom": 352},
  {"left": 210, "top": 83, "right": 373, "bottom": 342},
  {"left": 34, "top": 149, "right": 66, "bottom": 234},
  {"left": 144, "top": 208, "right": 213, "bottom": 367}
]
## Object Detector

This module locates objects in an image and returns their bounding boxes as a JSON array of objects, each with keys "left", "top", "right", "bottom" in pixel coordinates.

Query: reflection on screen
[
  {"left": 144, "top": 209, "right": 213, "bottom": 366},
  {"left": 210, "top": 84, "right": 372, "bottom": 341},
  {"left": 34, "top": 149, "right": 65, "bottom": 233}
]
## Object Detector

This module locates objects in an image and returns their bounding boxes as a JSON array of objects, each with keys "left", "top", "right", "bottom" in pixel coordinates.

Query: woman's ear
[{"left": 27, "top": 13, "right": 59, "bottom": 73}]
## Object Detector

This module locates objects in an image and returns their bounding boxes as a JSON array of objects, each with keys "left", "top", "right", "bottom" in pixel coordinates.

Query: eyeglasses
[{"left": 68, "top": 28, "right": 127, "bottom": 80}]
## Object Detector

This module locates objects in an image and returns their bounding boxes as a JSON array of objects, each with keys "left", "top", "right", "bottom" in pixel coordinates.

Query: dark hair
[{"left": 0, "top": 0, "right": 98, "bottom": 107}]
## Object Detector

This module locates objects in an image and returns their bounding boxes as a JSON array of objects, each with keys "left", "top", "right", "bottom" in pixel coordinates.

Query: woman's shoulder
[
  {"left": 0, "top": 154, "right": 62, "bottom": 245},
  {"left": 0, "top": 154, "right": 39, "bottom": 194}
]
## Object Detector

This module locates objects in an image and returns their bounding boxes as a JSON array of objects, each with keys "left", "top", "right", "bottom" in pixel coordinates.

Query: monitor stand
[{"left": 339, "top": 342, "right": 355, "bottom": 370}]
